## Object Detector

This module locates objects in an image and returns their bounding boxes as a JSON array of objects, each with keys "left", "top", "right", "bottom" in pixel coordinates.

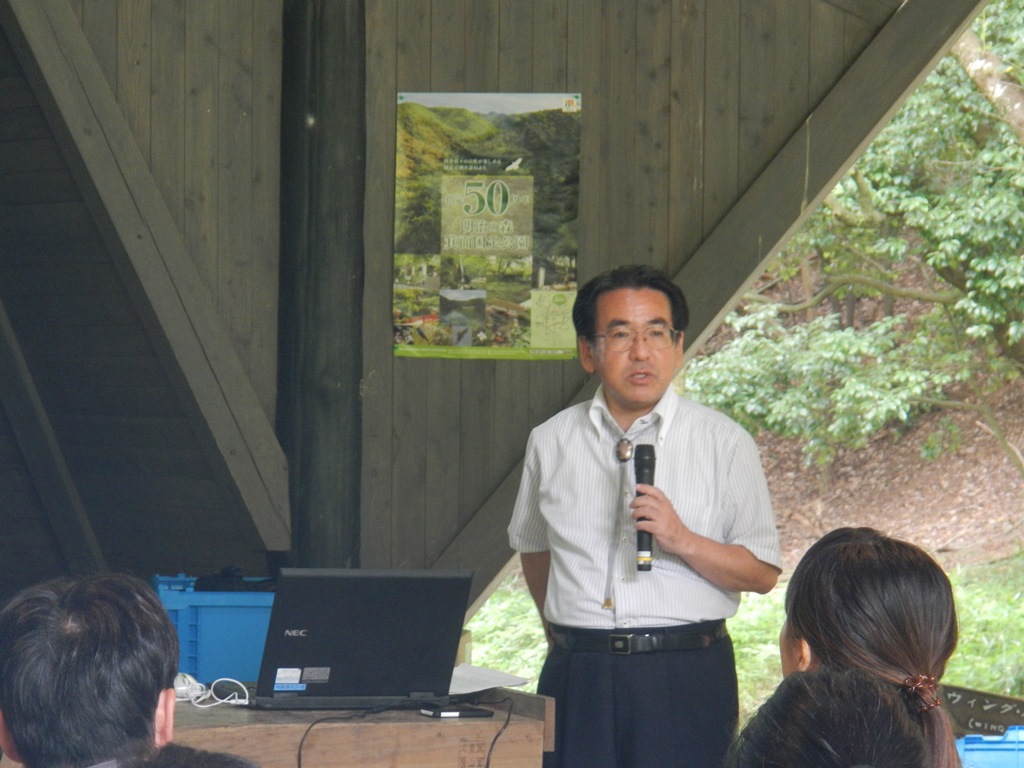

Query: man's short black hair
[
  {"left": 0, "top": 573, "right": 179, "bottom": 768},
  {"left": 572, "top": 264, "right": 689, "bottom": 339},
  {"left": 130, "top": 744, "right": 261, "bottom": 768}
]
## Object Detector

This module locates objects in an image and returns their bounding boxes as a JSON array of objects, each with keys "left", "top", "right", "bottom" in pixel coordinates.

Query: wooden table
[{"left": 173, "top": 690, "right": 554, "bottom": 768}]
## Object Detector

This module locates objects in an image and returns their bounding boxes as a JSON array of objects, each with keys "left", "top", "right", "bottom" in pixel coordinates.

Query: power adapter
[{"left": 173, "top": 672, "right": 205, "bottom": 700}]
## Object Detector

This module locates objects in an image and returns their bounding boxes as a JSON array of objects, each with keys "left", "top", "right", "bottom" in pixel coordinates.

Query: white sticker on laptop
[{"left": 275, "top": 668, "right": 302, "bottom": 685}]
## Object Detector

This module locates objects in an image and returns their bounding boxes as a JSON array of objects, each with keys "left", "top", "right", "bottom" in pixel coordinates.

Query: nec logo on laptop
[{"left": 284, "top": 629, "right": 309, "bottom": 637}]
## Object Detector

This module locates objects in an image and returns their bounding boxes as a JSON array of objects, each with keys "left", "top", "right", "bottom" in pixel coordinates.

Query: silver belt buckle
[{"left": 609, "top": 634, "right": 632, "bottom": 654}]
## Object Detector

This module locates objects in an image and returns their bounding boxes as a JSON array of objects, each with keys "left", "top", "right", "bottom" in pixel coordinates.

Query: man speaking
[{"left": 509, "top": 264, "right": 781, "bottom": 768}]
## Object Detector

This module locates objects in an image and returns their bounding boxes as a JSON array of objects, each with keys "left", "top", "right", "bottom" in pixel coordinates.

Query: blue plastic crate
[
  {"left": 958, "top": 726, "right": 1024, "bottom": 768},
  {"left": 152, "top": 574, "right": 274, "bottom": 684}
]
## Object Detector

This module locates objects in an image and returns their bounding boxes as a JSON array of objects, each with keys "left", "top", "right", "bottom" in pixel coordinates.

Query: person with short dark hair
[
  {"left": 726, "top": 667, "right": 928, "bottom": 768},
  {"left": 0, "top": 573, "right": 258, "bottom": 768},
  {"left": 129, "top": 744, "right": 259, "bottom": 768},
  {"left": 509, "top": 264, "right": 781, "bottom": 768},
  {"left": 781, "top": 527, "right": 959, "bottom": 768}
]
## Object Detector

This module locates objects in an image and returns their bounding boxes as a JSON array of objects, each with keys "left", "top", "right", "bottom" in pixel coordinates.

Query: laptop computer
[{"left": 250, "top": 567, "right": 473, "bottom": 710}]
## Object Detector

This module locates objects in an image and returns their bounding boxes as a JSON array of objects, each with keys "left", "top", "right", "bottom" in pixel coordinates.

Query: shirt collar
[{"left": 587, "top": 384, "right": 679, "bottom": 443}]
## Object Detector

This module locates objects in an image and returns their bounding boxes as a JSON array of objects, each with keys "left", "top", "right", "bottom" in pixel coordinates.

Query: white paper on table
[{"left": 449, "top": 663, "right": 529, "bottom": 695}]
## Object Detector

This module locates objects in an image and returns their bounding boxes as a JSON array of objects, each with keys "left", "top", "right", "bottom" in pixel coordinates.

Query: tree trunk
[{"left": 952, "top": 30, "right": 1024, "bottom": 146}]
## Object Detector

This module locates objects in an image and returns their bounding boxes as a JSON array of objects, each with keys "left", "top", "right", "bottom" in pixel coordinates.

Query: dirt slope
[{"left": 761, "top": 377, "right": 1024, "bottom": 573}]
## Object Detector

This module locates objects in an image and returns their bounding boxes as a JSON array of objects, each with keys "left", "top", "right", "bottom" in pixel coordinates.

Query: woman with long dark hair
[{"left": 778, "top": 527, "right": 960, "bottom": 768}]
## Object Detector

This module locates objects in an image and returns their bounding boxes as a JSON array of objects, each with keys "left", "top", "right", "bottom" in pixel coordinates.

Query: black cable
[
  {"left": 483, "top": 698, "right": 514, "bottom": 768},
  {"left": 295, "top": 701, "right": 404, "bottom": 768},
  {"left": 294, "top": 697, "right": 514, "bottom": 768}
]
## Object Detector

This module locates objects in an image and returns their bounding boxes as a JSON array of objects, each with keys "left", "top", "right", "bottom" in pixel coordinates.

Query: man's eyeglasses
[{"left": 591, "top": 326, "right": 680, "bottom": 352}]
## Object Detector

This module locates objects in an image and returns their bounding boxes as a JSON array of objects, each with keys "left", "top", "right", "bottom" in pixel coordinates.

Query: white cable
[
  {"left": 187, "top": 677, "right": 251, "bottom": 708},
  {"left": 173, "top": 673, "right": 206, "bottom": 701}
]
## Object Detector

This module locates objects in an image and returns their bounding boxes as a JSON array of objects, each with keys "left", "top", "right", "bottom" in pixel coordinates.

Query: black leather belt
[{"left": 551, "top": 621, "right": 727, "bottom": 655}]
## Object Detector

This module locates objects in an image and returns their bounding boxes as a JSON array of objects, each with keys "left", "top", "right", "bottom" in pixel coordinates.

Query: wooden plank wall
[
  {"left": 0, "top": 24, "right": 108, "bottom": 591},
  {"left": 66, "top": 0, "right": 283, "bottom": 421},
  {"left": 0, "top": 404, "right": 67, "bottom": 601},
  {"left": 361, "top": 0, "right": 861, "bottom": 576},
  {"left": 0, "top": 5, "right": 277, "bottom": 586}
]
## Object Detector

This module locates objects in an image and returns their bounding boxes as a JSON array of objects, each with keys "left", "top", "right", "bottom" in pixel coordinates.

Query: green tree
[{"left": 687, "top": 0, "right": 1024, "bottom": 486}]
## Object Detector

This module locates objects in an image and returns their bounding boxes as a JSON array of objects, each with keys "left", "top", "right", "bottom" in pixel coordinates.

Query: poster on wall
[{"left": 393, "top": 93, "right": 581, "bottom": 360}]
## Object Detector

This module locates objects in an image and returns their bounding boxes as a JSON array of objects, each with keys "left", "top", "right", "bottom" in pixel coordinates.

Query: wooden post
[{"left": 278, "top": 0, "right": 367, "bottom": 567}]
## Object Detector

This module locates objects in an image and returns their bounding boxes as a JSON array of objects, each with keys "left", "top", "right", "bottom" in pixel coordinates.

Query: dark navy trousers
[{"left": 538, "top": 628, "right": 738, "bottom": 768}]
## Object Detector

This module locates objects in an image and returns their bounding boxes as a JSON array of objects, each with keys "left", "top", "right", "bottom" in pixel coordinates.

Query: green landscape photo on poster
[{"left": 393, "top": 93, "right": 581, "bottom": 360}]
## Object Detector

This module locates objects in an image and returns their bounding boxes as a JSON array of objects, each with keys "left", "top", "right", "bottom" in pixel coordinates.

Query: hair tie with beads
[{"left": 904, "top": 674, "right": 941, "bottom": 713}]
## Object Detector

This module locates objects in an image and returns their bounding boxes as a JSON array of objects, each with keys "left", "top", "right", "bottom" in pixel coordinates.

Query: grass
[
  {"left": 466, "top": 552, "right": 1024, "bottom": 720},
  {"left": 465, "top": 570, "right": 548, "bottom": 683},
  {"left": 945, "top": 553, "right": 1024, "bottom": 695}
]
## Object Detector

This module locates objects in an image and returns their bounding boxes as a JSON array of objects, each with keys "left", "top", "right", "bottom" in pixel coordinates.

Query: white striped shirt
[{"left": 508, "top": 385, "right": 781, "bottom": 629}]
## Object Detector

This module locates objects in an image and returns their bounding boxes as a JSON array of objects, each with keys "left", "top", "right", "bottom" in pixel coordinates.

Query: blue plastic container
[
  {"left": 957, "top": 726, "right": 1024, "bottom": 768},
  {"left": 152, "top": 574, "right": 274, "bottom": 684}
]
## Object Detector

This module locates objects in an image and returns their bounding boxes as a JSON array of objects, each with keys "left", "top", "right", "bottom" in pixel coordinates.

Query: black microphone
[{"left": 634, "top": 444, "right": 655, "bottom": 571}]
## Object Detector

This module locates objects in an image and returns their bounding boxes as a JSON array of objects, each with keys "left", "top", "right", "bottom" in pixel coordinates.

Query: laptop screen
[{"left": 252, "top": 567, "right": 473, "bottom": 709}]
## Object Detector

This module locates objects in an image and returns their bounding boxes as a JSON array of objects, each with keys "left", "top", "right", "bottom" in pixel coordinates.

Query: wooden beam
[
  {"left": 820, "top": 0, "right": 901, "bottom": 26},
  {"left": 0, "top": 0, "right": 291, "bottom": 550},
  {"left": 0, "top": 297, "right": 106, "bottom": 573},
  {"left": 680, "top": 0, "right": 991, "bottom": 355}
]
